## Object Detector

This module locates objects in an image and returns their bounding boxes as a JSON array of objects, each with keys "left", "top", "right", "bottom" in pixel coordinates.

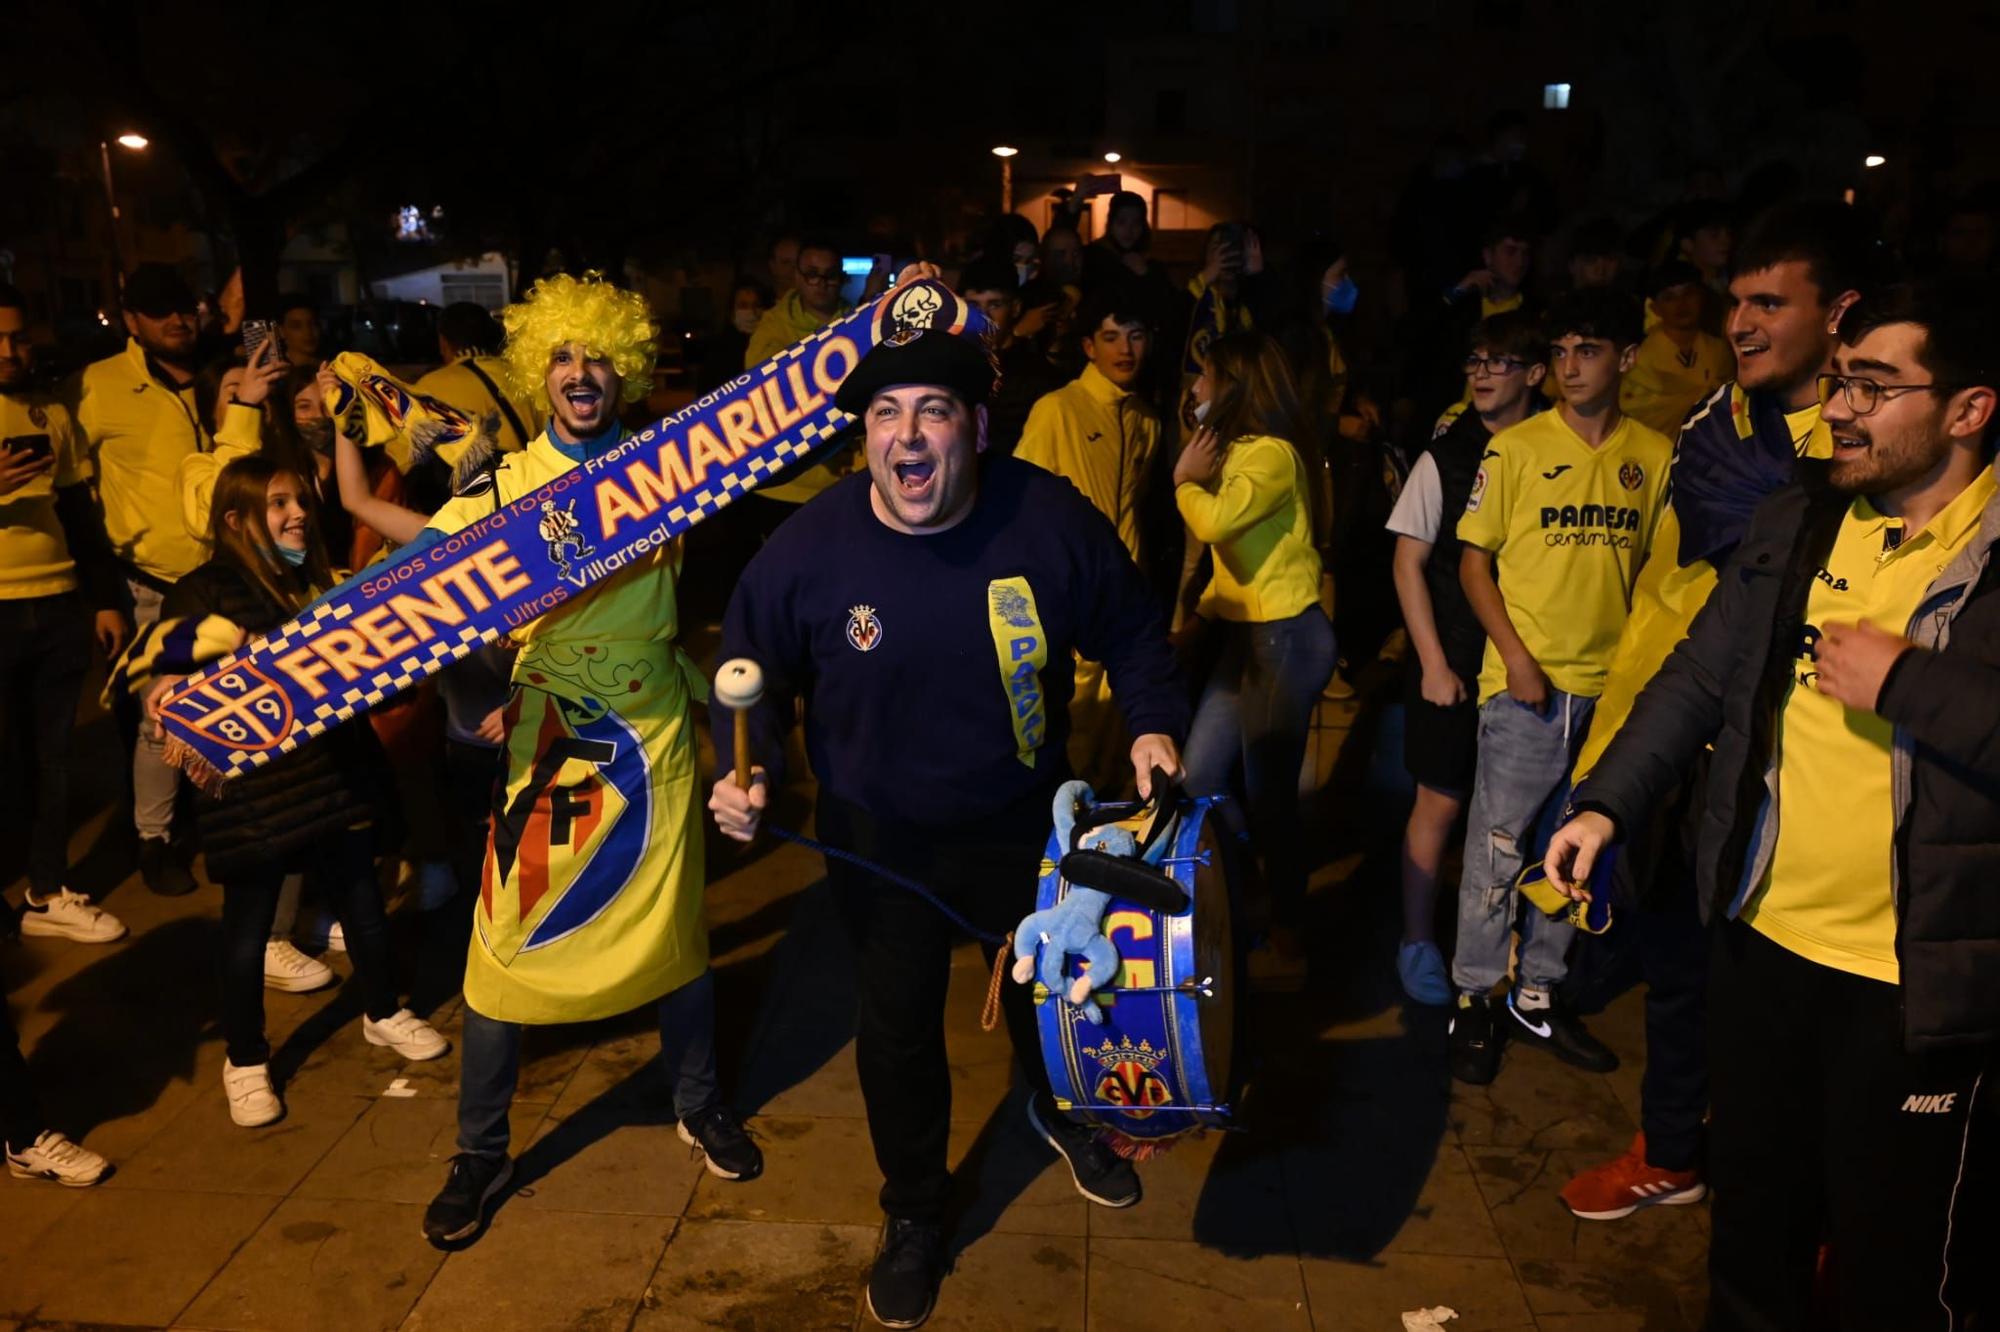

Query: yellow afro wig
[{"left": 500, "top": 271, "right": 657, "bottom": 412}]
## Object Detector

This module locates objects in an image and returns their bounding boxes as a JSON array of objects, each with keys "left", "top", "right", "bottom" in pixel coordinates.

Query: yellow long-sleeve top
[
  {"left": 69, "top": 339, "right": 215, "bottom": 582},
  {"left": 1015, "top": 363, "right": 1160, "bottom": 562},
  {"left": 177, "top": 402, "right": 264, "bottom": 540},
  {"left": 1175, "top": 434, "right": 1322, "bottom": 623}
]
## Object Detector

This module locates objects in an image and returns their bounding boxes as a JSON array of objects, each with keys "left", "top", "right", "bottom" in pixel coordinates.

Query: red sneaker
[{"left": 1559, "top": 1133, "right": 1706, "bottom": 1221}]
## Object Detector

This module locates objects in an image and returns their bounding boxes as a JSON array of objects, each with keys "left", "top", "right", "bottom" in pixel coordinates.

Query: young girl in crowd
[
  {"left": 150, "top": 456, "right": 446, "bottom": 1127},
  {"left": 1174, "top": 331, "right": 1337, "bottom": 983}
]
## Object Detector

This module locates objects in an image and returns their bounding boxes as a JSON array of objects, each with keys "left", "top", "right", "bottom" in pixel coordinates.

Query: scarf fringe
[
  {"left": 162, "top": 734, "right": 228, "bottom": 798},
  {"left": 1096, "top": 1126, "right": 1201, "bottom": 1160}
]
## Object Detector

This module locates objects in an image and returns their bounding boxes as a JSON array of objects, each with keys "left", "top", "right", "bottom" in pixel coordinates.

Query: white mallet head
[{"left": 714, "top": 657, "right": 766, "bottom": 711}]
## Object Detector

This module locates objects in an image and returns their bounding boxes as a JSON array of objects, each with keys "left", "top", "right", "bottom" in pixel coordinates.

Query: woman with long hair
[
  {"left": 1173, "top": 330, "right": 1337, "bottom": 982},
  {"left": 150, "top": 456, "right": 446, "bottom": 1127}
]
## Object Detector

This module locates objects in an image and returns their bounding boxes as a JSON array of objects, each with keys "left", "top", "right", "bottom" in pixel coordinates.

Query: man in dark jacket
[{"left": 1545, "top": 279, "right": 2000, "bottom": 1330}]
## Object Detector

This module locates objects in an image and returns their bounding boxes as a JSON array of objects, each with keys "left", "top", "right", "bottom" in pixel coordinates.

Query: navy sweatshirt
[{"left": 715, "top": 456, "right": 1188, "bottom": 829}]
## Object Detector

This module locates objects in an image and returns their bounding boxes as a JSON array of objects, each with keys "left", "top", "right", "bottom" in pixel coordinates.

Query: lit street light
[
  {"left": 100, "top": 133, "right": 149, "bottom": 290},
  {"left": 1864, "top": 154, "right": 1887, "bottom": 168},
  {"left": 991, "top": 145, "right": 1018, "bottom": 212},
  {"left": 1103, "top": 151, "right": 1122, "bottom": 164}
]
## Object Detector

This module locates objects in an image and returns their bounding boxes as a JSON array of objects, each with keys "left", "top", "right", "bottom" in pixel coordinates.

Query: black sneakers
[
  {"left": 1448, "top": 993, "right": 1504, "bottom": 1085},
  {"left": 678, "top": 1104, "right": 764, "bottom": 1181},
  {"left": 423, "top": 1153, "right": 513, "bottom": 1244},
  {"left": 867, "top": 1216, "right": 946, "bottom": 1329},
  {"left": 139, "top": 836, "right": 196, "bottom": 897},
  {"left": 1506, "top": 991, "right": 1619, "bottom": 1073},
  {"left": 1025, "top": 1093, "right": 1140, "bottom": 1208}
]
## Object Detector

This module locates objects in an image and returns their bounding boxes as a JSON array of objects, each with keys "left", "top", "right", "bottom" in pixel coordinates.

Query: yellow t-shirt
[
  {"left": 1457, "top": 408, "right": 1673, "bottom": 703},
  {"left": 0, "top": 390, "right": 90, "bottom": 599},
  {"left": 1573, "top": 394, "right": 1832, "bottom": 780},
  {"left": 1175, "top": 434, "right": 1322, "bottom": 623},
  {"left": 1620, "top": 328, "right": 1735, "bottom": 438},
  {"left": 1744, "top": 465, "right": 2000, "bottom": 984}
]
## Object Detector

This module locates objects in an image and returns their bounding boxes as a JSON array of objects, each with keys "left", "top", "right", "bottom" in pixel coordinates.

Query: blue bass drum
[{"left": 1031, "top": 794, "right": 1236, "bottom": 1144}]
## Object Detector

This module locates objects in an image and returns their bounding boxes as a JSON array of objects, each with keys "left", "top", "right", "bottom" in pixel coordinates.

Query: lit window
[{"left": 1542, "top": 82, "right": 1571, "bottom": 110}]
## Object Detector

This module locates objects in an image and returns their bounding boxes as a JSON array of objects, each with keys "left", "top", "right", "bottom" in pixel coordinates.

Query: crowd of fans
[{"left": 4, "top": 112, "right": 2000, "bottom": 1326}]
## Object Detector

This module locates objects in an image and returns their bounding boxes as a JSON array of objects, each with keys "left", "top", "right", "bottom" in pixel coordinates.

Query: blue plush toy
[{"left": 1010, "top": 781, "right": 1137, "bottom": 1024}]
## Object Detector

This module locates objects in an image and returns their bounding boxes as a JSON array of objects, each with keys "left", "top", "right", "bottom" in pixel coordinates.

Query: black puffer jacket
[
  {"left": 1575, "top": 461, "right": 2000, "bottom": 1051},
  {"left": 161, "top": 560, "right": 387, "bottom": 881}
]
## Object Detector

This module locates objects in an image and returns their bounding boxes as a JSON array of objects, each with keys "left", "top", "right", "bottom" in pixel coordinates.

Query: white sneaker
[
  {"left": 19, "top": 889, "right": 126, "bottom": 944},
  {"left": 264, "top": 939, "right": 335, "bottom": 993},
  {"left": 323, "top": 921, "right": 346, "bottom": 953},
  {"left": 6, "top": 1130, "right": 109, "bottom": 1186},
  {"left": 223, "top": 1061, "right": 284, "bottom": 1127},
  {"left": 363, "top": 1008, "right": 449, "bottom": 1061}
]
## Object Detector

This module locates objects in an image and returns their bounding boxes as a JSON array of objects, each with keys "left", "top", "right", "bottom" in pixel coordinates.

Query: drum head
[{"left": 1190, "top": 809, "right": 1235, "bottom": 1104}]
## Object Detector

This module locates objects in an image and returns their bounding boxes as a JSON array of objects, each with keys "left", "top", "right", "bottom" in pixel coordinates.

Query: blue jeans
[
  {"left": 456, "top": 969, "right": 719, "bottom": 1160},
  {"left": 1183, "top": 607, "right": 1337, "bottom": 927},
  {"left": 1451, "top": 689, "right": 1596, "bottom": 996}
]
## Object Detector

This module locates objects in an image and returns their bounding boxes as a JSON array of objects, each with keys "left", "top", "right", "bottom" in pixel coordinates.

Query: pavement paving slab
[
  {"left": 1, "top": 1187, "right": 275, "bottom": 1327},
  {"left": 682, "top": 1115, "right": 886, "bottom": 1228},
  {"left": 293, "top": 1094, "right": 545, "bottom": 1208},
  {"left": 1088, "top": 1236, "right": 1311, "bottom": 1331},
  {"left": 928, "top": 1230, "right": 1085, "bottom": 1331},
  {"left": 107, "top": 1090, "right": 368, "bottom": 1198},
  {"left": 509, "top": 1099, "right": 706, "bottom": 1217},
  {"left": 176, "top": 1196, "right": 443, "bottom": 1332},
  {"left": 634, "top": 1217, "right": 871, "bottom": 1331},
  {"left": 1297, "top": 1251, "right": 1535, "bottom": 1331},
  {"left": 402, "top": 1207, "right": 674, "bottom": 1332}
]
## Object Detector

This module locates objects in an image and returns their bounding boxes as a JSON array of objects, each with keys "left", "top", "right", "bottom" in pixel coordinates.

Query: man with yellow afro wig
[{"left": 417, "top": 272, "right": 764, "bottom": 1246}]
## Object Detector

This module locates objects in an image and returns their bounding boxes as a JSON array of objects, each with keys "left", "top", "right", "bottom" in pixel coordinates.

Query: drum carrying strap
[{"left": 758, "top": 824, "right": 1017, "bottom": 1033}]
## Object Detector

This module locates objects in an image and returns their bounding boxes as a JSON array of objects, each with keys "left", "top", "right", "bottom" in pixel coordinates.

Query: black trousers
[
  {"left": 0, "top": 592, "right": 90, "bottom": 898},
  {"left": 1, "top": 1001, "right": 44, "bottom": 1153},
  {"left": 220, "top": 827, "right": 399, "bottom": 1066},
  {"left": 1633, "top": 860, "right": 1710, "bottom": 1174},
  {"left": 1707, "top": 920, "right": 1991, "bottom": 1331},
  {"left": 817, "top": 788, "right": 1054, "bottom": 1223}
]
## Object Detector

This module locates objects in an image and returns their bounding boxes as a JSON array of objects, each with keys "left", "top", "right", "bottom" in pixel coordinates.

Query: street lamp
[
  {"left": 1103, "top": 152, "right": 1122, "bottom": 164},
  {"left": 991, "top": 145, "right": 1017, "bottom": 212},
  {"left": 99, "top": 133, "right": 148, "bottom": 292},
  {"left": 1864, "top": 154, "right": 1887, "bottom": 168}
]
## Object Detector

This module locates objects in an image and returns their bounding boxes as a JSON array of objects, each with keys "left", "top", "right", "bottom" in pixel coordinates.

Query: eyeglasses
[
  {"left": 1817, "top": 373, "right": 1961, "bottom": 417},
  {"left": 797, "top": 268, "right": 844, "bottom": 286},
  {"left": 1462, "top": 354, "right": 1528, "bottom": 376}
]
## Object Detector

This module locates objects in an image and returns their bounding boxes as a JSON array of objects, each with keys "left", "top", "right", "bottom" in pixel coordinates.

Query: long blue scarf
[{"left": 158, "top": 277, "right": 983, "bottom": 786}]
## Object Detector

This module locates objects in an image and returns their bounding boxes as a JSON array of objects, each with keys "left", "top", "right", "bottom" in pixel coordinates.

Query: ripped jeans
[{"left": 1451, "top": 689, "right": 1596, "bottom": 997}]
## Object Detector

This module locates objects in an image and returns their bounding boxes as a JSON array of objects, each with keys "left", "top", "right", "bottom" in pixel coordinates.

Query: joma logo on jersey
[
  {"left": 1902, "top": 1092, "right": 1959, "bottom": 1114},
  {"left": 1538, "top": 504, "right": 1642, "bottom": 531}
]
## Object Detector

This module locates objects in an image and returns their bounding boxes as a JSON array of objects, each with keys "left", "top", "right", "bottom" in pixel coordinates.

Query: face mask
[
  {"left": 274, "top": 541, "right": 307, "bottom": 567},
  {"left": 297, "top": 418, "right": 334, "bottom": 454},
  {"left": 732, "top": 308, "right": 762, "bottom": 335},
  {"left": 1191, "top": 398, "right": 1211, "bottom": 423},
  {"left": 1322, "top": 275, "right": 1359, "bottom": 315}
]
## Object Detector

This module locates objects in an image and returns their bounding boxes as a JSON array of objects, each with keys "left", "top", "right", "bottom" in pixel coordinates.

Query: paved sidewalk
[{"left": 1, "top": 685, "right": 1706, "bottom": 1331}]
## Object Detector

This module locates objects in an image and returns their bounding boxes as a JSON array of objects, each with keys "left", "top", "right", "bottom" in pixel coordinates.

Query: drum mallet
[{"left": 714, "top": 658, "right": 764, "bottom": 791}]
